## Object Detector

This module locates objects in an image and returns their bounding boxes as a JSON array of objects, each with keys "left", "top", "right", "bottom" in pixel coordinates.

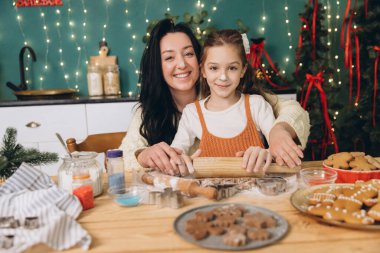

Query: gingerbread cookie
[
  {"left": 368, "top": 203, "right": 380, "bottom": 221},
  {"left": 247, "top": 229, "right": 271, "bottom": 240},
  {"left": 365, "top": 155, "right": 380, "bottom": 169},
  {"left": 223, "top": 232, "right": 247, "bottom": 247},
  {"left": 350, "top": 156, "right": 376, "bottom": 171},
  {"left": 344, "top": 210, "right": 375, "bottom": 225},
  {"left": 325, "top": 152, "right": 353, "bottom": 169}
]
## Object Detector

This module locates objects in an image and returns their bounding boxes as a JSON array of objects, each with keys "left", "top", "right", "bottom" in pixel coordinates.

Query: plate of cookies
[
  {"left": 174, "top": 203, "right": 288, "bottom": 250},
  {"left": 323, "top": 152, "right": 380, "bottom": 183},
  {"left": 291, "top": 180, "right": 380, "bottom": 230}
]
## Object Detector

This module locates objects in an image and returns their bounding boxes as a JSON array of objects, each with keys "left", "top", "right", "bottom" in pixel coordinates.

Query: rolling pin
[
  {"left": 193, "top": 157, "right": 300, "bottom": 178},
  {"left": 141, "top": 173, "right": 218, "bottom": 200}
]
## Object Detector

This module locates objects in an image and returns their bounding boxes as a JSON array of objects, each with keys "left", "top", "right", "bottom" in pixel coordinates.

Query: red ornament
[{"left": 16, "top": 0, "right": 63, "bottom": 7}]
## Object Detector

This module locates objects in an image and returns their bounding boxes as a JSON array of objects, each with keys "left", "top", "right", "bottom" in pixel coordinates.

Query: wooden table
[{"left": 27, "top": 161, "right": 380, "bottom": 253}]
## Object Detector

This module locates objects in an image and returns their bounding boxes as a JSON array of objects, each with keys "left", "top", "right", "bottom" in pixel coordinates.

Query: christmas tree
[
  {"left": 0, "top": 128, "right": 58, "bottom": 181},
  {"left": 333, "top": 1, "right": 380, "bottom": 155},
  {"left": 292, "top": 1, "right": 341, "bottom": 160}
]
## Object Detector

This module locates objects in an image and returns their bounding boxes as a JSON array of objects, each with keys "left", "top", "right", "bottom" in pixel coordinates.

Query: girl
[{"left": 171, "top": 29, "right": 275, "bottom": 175}]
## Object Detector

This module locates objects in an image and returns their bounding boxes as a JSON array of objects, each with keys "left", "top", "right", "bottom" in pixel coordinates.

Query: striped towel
[{"left": 0, "top": 163, "right": 91, "bottom": 252}]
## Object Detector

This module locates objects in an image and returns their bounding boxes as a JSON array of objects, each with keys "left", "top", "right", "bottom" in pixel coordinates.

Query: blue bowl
[{"left": 108, "top": 186, "right": 147, "bottom": 207}]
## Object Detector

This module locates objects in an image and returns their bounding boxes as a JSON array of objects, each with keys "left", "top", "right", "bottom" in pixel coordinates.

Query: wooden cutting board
[
  {"left": 90, "top": 44, "right": 117, "bottom": 67},
  {"left": 193, "top": 157, "right": 300, "bottom": 178}
]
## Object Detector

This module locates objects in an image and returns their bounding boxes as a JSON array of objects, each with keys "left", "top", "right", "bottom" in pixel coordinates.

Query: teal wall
[{"left": 0, "top": 0, "right": 342, "bottom": 100}]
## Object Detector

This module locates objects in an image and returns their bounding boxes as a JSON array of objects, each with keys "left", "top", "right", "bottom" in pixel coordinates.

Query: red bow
[
  {"left": 373, "top": 46, "right": 380, "bottom": 127},
  {"left": 301, "top": 72, "right": 339, "bottom": 156},
  {"left": 249, "top": 41, "right": 289, "bottom": 89}
]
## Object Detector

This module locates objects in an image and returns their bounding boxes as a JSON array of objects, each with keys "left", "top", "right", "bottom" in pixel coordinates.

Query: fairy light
[
  {"left": 283, "top": 0, "right": 293, "bottom": 72},
  {"left": 259, "top": 0, "right": 266, "bottom": 35},
  {"left": 38, "top": 7, "right": 51, "bottom": 89}
]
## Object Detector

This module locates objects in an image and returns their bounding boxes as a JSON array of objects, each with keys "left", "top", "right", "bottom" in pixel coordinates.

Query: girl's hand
[
  {"left": 268, "top": 123, "right": 303, "bottom": 168},
  {"left": 174, "top": 149, "right": 202, "bottom": 177},
  {"left": 236, "top": 147, "right": 272, "bottom": 173},
  {"left": 137, "top": 142, "right": 182, "bottom": 176}
]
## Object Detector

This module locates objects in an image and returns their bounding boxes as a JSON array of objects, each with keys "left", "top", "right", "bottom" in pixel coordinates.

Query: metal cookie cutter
[
  {"left": 256, "top": 176, "right": 287, "bottom": 196},
  {"left": 0, "top": 217, "right": 20, "bottom": 229},
  {"left": 0, "top": 235, "right": 14, "bottom": 250},
  {"left": 24, "top": 217, "right": 39, "bottom": 229}
]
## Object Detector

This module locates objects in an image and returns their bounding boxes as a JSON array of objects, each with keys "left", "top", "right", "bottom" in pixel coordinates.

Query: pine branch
[{"left": 0, "top": 127, "right": 59, "bottom": 179}]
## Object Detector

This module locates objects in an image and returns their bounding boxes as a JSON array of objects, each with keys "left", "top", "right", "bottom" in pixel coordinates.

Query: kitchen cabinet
[{"left": 0, "top": 101, "right": 137, "bottom": 176}]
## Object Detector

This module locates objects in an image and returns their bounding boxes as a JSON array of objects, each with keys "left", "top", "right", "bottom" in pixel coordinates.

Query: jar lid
[{"left": 106, "top": 149, "right": 123, "bottom": 158}]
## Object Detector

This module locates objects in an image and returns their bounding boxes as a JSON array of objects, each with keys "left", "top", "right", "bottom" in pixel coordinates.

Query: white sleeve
[
  {"left": 119, "top": 107, "right": 147, "bottom": 171},
  {"left": 171, "top": 106, "right": 197, "bottom": 155},
  {"left": 251, "top": 95, "right": 275, "bottom": 142}
]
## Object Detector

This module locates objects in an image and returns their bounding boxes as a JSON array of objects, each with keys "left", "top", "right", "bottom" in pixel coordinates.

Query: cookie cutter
[
  {"left": 256, "top": 176, "right": 287, "bottom": 196},
  {"left": 148, "top": 187, "right": 184, "bottom": 209},
  {"left": 24, "top": 217, "right": 39, "bottom": 229},
  {"left": 0, "top": 217, "right": 20, "bottom": 229},
  {"left": 0, "top": 235, "right": 14, "bottom": 250}
]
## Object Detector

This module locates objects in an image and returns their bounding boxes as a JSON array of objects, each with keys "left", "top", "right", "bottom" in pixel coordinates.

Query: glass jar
[
  {"left": 103, "top": 65, "right": 120, "bottom": 96},
  {"left": 87, "top": 65, "right": 103, "bottom": 96},
  {"left": 58, "top": 152, "right": 103, "bottom": 197},
  {"left": 106, "top": 149, "right": 125, "bottom": 190}
]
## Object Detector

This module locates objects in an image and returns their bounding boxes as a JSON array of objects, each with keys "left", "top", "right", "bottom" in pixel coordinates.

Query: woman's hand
[
  {"left": 136, "top": 142, "right": 183, "bottom": 175},
  {"left": 236, "top": 147, "right": 272, "bottom": 173},
  {"left": 268, "top": 122, "right": 303, "bottom": 168},
  {"left": 176, "top": 149, "right": 202, "bottom": 177}
]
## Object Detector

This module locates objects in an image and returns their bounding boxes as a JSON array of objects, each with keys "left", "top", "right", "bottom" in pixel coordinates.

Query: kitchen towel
[{"left": 0, "top": 163, "right": 91, "bottom": 252}]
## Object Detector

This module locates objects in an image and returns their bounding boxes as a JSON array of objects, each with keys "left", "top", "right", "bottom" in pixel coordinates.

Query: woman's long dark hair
[{"left": 138, "top": 19, "right": 202, "bottom": 145}]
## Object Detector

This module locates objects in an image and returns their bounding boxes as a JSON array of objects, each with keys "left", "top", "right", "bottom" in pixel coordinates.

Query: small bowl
[
  {"left": 108, "top": 186, "right": 147, "bottom": 207},
  {"left": 300, "top": 168, "right": 337, "bottom": 187},
  {"left": 323, "top": 162, "right": 380, "bottom": 183}
]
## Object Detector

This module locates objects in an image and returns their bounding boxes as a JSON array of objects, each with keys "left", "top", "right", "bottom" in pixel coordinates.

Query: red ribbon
[
  {"left": 311, "top": 0, "right": 318, "bottom": 59},
  {"left": 250, "top": 42, "right": 264, "bottom": 69},
  {"left": 300, "top": 72, "right": 339, "bottom": 155},
  {"left": 364, "top": 0, "right": 368, "bottom": 17},
  {"left": 249, "top": 41, "right": 289, "bottom": 89},
  {"left": 295, "top": 16, "right": 309, "bottom": 77},
  {"left": 373, "top": 46, "right": 380, "bottom": 127},
  {"left": 340, "top": 0, "right": 352, "bottom": 49},
  {"left": 354, "top": 32, "right": 361, "bottom": 105}
]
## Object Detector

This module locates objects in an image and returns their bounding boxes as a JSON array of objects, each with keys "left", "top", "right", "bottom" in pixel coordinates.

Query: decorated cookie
[
  {"left": 368, "top": 203, "right": 380, "bottom": 221},
  {"left": 344, "top": 210, "right": 375, "bottom": 225}
]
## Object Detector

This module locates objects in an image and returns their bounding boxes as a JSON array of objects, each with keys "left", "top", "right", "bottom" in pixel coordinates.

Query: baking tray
[
  {"left": 174, "top": 203, "right": 289, "bottom": 250},
  {"left": 14, "top": 88, "right": 77, "bottom": 100},
  {"left": 290, "top": 184, "right": 380, "bottom": 230}
]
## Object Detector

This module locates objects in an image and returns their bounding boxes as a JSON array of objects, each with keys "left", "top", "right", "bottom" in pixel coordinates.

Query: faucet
[{"left": 6, "top": 46, "right": 37, "bottom": 92}]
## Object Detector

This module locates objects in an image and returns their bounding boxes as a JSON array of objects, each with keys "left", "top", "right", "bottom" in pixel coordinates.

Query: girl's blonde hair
[{"left": 200, "top": 29, "right": 266, "bottom": 98}]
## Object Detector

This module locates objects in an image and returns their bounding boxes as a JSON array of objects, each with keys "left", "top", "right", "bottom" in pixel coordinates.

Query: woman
[{"left": 120, "top": 19, "right": 310, "bottom": 175}]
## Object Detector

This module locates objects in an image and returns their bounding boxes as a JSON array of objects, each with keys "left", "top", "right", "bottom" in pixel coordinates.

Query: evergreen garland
[
  {"left": 334, "top": 1, "right": 380, "bottom": 155},
  {"left": 292, "top": 2, "right": 340, "bottom": 160},
  {"left": 0, "top": 127, "right": 58, "bottom": 180}
]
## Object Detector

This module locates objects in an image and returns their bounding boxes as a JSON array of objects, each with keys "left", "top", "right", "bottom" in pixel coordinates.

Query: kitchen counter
[{"left": 0, "top": 95, "right": 138, "bottom": 107}]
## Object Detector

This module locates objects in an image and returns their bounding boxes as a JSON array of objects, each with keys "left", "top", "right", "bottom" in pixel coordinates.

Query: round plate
[
  {"left": 174, "top": 203, "right": 288, "bottom": 251},
  {"left": 290, "top": 184, "right": 380, "bottom": 230}
]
